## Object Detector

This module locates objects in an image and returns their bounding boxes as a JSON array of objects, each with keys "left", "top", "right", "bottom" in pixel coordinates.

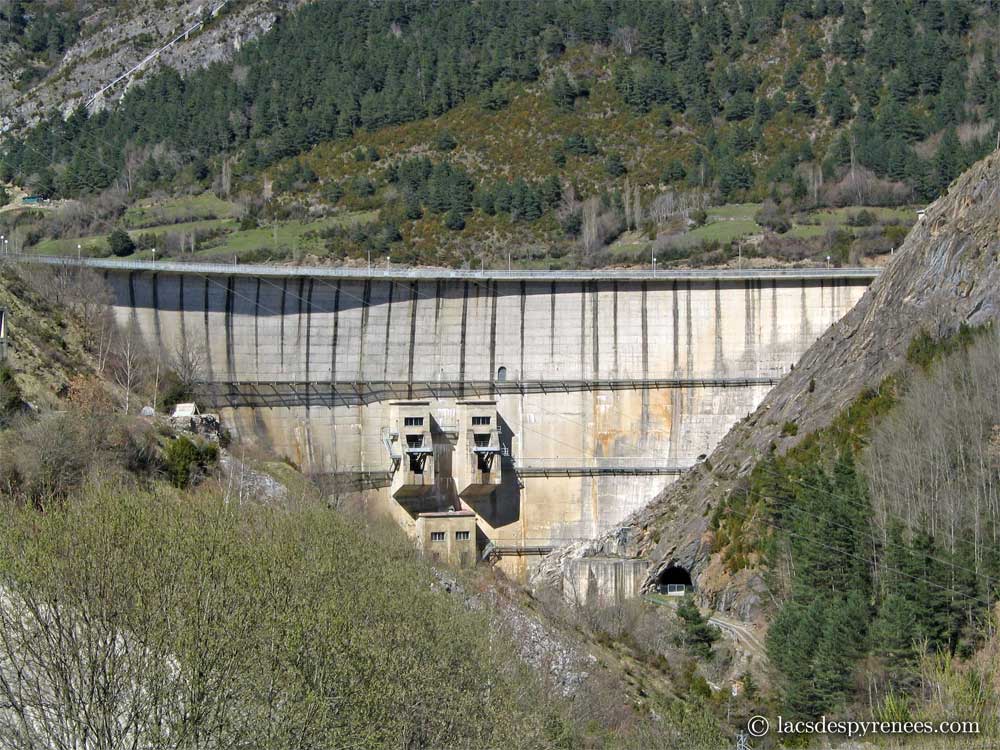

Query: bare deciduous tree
[
  {"left": 611, "top": 26, "right": 639, "bottom": 55},
  {"left": 865, "top": 329, "right": 1000, "bottom": 569},
  {"left": 632, "top": 182, "right": 642, "bottom": 229},
  {"left": 170, "top": 339, "right": 207, "bottom": 393},
  {"left": 111, "top": 323, "right": 150, "bottom": 415},
  {"left": 582, "top": 196, "right": 600, "bottom": 251}
]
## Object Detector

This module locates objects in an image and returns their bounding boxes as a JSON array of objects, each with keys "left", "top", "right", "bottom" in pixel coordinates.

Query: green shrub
[
  {"left": 349, "top": 175, "right": 375, "bottom": 197},
  {"left": 0, "top": 365, "right": 24, "bottom": 424},
  {"left": 604, "top": 153, "right": 626, "bottom": 176},
  {"left": 846, "top": 209, "right": 876, "bottom": 227},
  {"left": 883, "top": 223, "right": 908, "bottom": 248},
  {"left": 107, "top": 228, "right": 135, "bottom": 257},
  {"left": 434, "top": 131, "right": 457, "bottom": 151},
  {"left": 162, "top": 435, "right": 217, "bottom": 488},
  {"left": 322, "top": 181, "right": 344, "bottom": 204},
  {"left": 906, "top": 323, "right": 987, "bottom": 371},
  {"left": 444, "top": 208, "right": 465, "bottom": 230},
  {"left": 675, "top": 596, "right": 719, "bottom": 659}
]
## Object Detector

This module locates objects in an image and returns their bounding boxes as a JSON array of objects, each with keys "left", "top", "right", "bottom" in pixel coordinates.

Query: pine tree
[
  {"left": 539, "top": 175, "right": 562, "bottom": 209},
  {"left": 812, "top": 592, "right": 866, "bottom": 710},
  {"left": 551, "top": 70, "right": 577, "bottom": 111},
  {"left": 675, "top": 595, "right": 718, "bottom": 658},
  {"left": 873, "top": 592, "right": 918, "bottom": 669},
  {"left": 933, "top": 127, "right": 962, "bottom": 192}
]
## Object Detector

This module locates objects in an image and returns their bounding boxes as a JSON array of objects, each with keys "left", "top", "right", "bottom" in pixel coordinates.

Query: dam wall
[{"left": 79, "top": 260, "right": 873, "bottom": 578}]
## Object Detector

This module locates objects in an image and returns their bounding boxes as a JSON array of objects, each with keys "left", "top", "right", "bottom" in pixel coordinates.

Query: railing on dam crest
[{"left": 4, "top": 253, "right": 882, "bottom": 282}]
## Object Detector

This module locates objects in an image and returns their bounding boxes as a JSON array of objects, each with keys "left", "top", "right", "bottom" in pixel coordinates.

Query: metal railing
[
  {"left": 192, "top": 376, "right": 782, "bottom": 408},
  {"left": 3, "top": 253, "right": 882, "bottom": 283},
  {"left": 514, "top": 464, "right": 690, "bottom": 477}
]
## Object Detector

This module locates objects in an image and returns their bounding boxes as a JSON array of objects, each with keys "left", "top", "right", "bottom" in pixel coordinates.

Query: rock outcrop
[
  {"left": 0, "top": 1, "right": 310, "bottom": 134},
  {"left": 535, "top": 150, "right": 1000, "bottom": 621}
]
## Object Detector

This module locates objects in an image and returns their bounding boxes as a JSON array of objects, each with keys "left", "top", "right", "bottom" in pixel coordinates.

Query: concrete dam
[{"left": 80, "top": 259, "right": 874, "bottom": 579}]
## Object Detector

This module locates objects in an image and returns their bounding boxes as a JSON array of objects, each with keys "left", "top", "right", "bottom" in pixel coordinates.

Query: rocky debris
[
  {"left": 539, "top": 151, "right": 1000, "bottom": 623},
  {"left": 430, "top": 569, "right": 595, "bottom": 696},
  {"left": 171, "top": 411, "right": 224, "bottom": 442},
  {"left": 218, "top": 452, "right": 289, "bottom": 506}
]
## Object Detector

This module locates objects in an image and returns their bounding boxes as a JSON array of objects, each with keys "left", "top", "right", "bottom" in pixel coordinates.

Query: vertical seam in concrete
[
  {"left": 671, "top": 280, "right": 679, "bottom": 375},
  {"left": 359, "top": 280, "right": 371, "bottom": 382},
  {"left": 550, "top": 281, "right": 556, "bottom": 362},
  {"left": 580, "top": 282, "right": 586, "bottom": 379},
  {"left": 612, "top": 281, "right": 619, "bottom": 376},
  {"left": 800, "top": 280, "right": 810, "bottom": 342},
  {"left": 744, "top": 278, "right": 753, "bottom": 374},
  {"left": 771, "top": 279, "right": 778, "bottom": 354},
  {"left": 641, "top": 280, "right": 649, "bottom": 428},
  {"left": 127, "top": 271, "right": 138, "bottom": 328},
  {"left": 178, "top": 274, "right": 187, "bottom": 356},
  {"left": 382, "top": 282, "right": 394, "bottom": 381},
  {"left": 225, "top": 275, "right": 236, "bottom": 381},
  {"left": 407, "top": 281, "right": 418, "bottom": 398},
  {"left": 331, "top": 281, "right": 341, "bottom": 403},
  {"left": 640, "top": 281, "right": 648, "bottom": 378},
  {"left": 489, "top": 280, "right": 498, "bottom": 394},
  {"left": 296, "top": 278, "right": 306, "bottom": 380},
  {"left": 459, "top": 282, "right": 469, "bottom": 398},
  {"left": 714, "top": 280, "right": 724, "bottom": 375},
  {"left": 304, "top": 279, "right": 314, "bottom": 402},
  {"left": 519, "top": 281, "right": 526, "bottom": 378},
  {"left": 151, "top": 273, "right": 162, "bottom": 352},
  {"left": 434, "top": 280, "right": 442, "bottom": 379},
  {"left": 756, "top": 279, "right": 764, "bottom": 360},
  {"left": 590, "top": 281, "right": 599, "bottom": 378},
  {"left": 253, "top": 278, "right": 260, "bottom": 376},
  {"left": 279, "top": 278, "right": 288, "bottom": 370},
  {"left": 820, "top": 278, "right": 827, "bottom": 329},
  {"left": 203, "top": 277, "right": 214, "bottom": 379},
  {"left": 685, "top": 281, "right": 693, "bottom": 377}
]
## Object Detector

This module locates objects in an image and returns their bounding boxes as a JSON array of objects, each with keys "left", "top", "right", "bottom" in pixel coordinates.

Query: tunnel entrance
[{"left": 656, "top": 565, "right": 692, "bottom": 596}]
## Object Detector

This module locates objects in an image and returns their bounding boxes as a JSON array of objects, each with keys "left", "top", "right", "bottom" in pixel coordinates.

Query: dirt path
[{"left": 644, "top": 594, "right": 768, "bottom": 662}]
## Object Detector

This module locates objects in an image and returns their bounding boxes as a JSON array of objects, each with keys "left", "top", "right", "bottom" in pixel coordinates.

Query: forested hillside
[
  {"left": 2, "top": 0, "right": 999, "bottom": 268},
  {"left": 536, "top": 147, "right": 1000, "bottom": 743}
]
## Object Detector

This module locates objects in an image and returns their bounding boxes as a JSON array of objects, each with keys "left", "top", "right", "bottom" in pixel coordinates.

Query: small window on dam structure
[{"left": 497, "top": 366, "right": 507, "bottom": 382}]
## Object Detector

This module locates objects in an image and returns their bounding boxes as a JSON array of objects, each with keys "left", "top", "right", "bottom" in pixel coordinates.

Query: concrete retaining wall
[{"left": 562, "top": 557, "right": 651, "bottom": 606}]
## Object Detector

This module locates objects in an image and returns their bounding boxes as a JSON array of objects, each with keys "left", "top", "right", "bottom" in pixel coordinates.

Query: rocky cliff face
[
  {"left": 1, "top": 1, "right": 308, "bottom": 133},
  {"left": 534, "top": 150, "right": 1000, "bottom": 621}
]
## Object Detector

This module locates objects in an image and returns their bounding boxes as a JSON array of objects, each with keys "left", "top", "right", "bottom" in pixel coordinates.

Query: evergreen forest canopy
[
  {"left": 3, "top": 0, "right": 1000, "bottom": 209},
  {"left": 707, "top": 325, "right": 1000, "bottom": 730}
]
